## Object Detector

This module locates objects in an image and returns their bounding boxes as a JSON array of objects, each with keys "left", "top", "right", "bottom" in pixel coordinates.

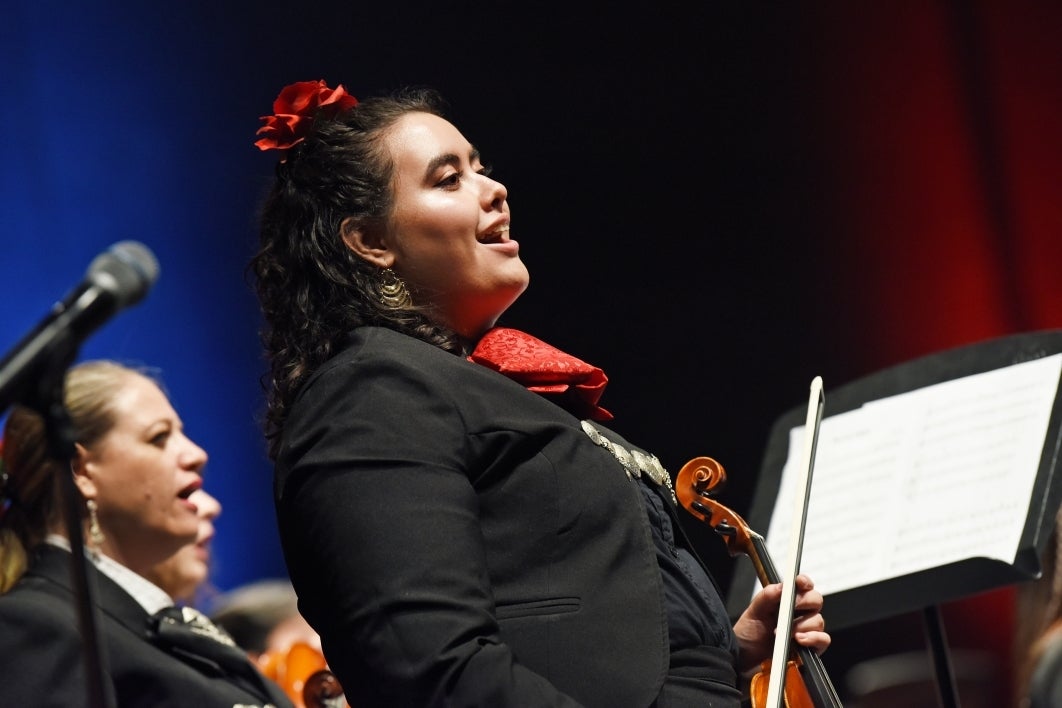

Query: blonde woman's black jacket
[
  {"left": 0, "top": 544, "right": 292, "bottom": 707},
  {"left": 275, "top": 326, "right": 710, "bottom": 707}
]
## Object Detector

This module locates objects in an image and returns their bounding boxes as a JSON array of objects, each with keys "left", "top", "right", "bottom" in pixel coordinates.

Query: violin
[
  {"left": 675, "top": 456, "right": 843, "bottom": 708},
  {"left": 257, "top": 641, "right": 349, "bottom": 708}
]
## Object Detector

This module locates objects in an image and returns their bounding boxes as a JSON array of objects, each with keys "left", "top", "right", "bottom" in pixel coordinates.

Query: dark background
[{"left": 3, "top": 2, "right": 1060, "bottom": 704}]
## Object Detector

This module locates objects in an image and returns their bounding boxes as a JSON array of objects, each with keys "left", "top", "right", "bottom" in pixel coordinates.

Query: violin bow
[{"left": 765, "top": 376, "right": 825, "bottom": 708}]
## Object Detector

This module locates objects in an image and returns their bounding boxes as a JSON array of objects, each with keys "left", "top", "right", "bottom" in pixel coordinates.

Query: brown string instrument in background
[{"left": 257, "top": 641, "right": 348, "bottom": 708}]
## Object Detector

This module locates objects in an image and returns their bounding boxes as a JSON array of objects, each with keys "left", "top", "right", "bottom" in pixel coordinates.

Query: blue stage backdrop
[{"left": 0, "top": 0, "right": 297, "bottom": 596}]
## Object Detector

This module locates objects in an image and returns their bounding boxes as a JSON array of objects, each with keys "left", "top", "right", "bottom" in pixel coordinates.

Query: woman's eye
[
  {"left": 436, "top": 172, "right": 461, "bottom": 188},
  {"left": 149, "top": 431, "right": 170, "bottom": 447},
  {"left": 478, "top": 164, "right": 493, "bottom": 178}
]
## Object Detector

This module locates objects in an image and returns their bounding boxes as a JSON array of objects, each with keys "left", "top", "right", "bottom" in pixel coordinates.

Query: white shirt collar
[{"left": 45, "top": 534, "right": 174, "bottom": 615}]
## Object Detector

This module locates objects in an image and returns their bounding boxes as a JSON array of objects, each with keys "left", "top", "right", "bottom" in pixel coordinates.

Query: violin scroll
[
  {"left": 303, "top": 669, "right": 348, "bottom": 708},
  {"left": 675, "top": 457, "right": 760, "bottom": 570}
]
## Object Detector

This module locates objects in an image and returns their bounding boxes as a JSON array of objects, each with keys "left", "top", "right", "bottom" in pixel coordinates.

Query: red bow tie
[{"left": 468, "top": 327, "right": 613, "bottom": 421}]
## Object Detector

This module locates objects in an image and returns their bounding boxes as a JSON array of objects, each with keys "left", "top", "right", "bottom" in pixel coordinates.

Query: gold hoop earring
[
  {"left": 379, "top": 268, "right": 412, "bottom": 308},
  {"left": 86, "top": 498, "right": 105, "bottom": 555}
]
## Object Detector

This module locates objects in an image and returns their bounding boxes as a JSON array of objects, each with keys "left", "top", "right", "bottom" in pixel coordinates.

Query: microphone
[{"left": 0, "top": 241, "right": 159, "bottom": 412}]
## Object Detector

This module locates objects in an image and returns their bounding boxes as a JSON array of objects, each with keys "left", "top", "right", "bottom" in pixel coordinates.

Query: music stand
[{"left": 728, "top": 330, "right": 1062, "bottom": 708}]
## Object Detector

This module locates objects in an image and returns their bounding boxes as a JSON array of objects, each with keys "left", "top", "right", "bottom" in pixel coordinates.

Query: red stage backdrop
[{"left": 795, "top": 3, "right": 1062, "bottom": 703}]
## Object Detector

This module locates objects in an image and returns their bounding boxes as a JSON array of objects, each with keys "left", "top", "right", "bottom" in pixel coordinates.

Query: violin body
[
  {"left": 750, "top": 659, "right": 816, "bottom": 708},
  {"left": 675, "top": 457, "right": 843, "bottom": 708}
]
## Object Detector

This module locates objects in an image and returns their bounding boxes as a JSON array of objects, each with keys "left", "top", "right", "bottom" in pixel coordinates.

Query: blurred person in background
[
  {"left": 145, "top": 487, "right": 222, "bottom": 606},
  {"left": 1015, "top": 505, "right": 1062, "bottom": 708}
]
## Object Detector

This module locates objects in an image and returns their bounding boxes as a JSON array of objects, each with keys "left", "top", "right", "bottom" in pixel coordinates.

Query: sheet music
[{"left": 762, "top": 354, "right": 1062, "bottom": 596}]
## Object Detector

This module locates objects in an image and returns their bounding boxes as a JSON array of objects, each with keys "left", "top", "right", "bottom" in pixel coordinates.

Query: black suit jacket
[
  {"left": 275, "top": 327, "right": 697, "bottom": 707},
  {"left": 0, "top": 545, "right": 292, "bottom": 708}
]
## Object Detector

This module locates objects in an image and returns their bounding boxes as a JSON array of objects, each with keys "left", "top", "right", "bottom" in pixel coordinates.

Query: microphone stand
[{"left": 22, "top": 337, "right": 113, "bottom": 708}]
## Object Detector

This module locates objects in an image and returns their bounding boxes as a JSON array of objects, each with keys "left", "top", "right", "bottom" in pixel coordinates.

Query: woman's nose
[
  {"left": 481, "top": 173, "right": 507, "bottom": 210},
  {"left": 190, "top": 489, "right": 222, "bottom": 520},
  {"left": 180, "top": 435, "right": 209, "bottom": 471}
]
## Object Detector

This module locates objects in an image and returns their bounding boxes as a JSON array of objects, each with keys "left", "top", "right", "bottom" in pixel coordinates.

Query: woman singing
[
  {"left": 0, "top": 360, "right": 292, "bottom": 707},
  {"left": 251, "top": 79, "right": 830, "bottom": 707}
]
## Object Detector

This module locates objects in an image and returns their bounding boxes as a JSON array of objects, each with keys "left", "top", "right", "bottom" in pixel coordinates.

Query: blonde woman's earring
[{"left": 86, "top": 498, "right": 105, "bottom": 556}]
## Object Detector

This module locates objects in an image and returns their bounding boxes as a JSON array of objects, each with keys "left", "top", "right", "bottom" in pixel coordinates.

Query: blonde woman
[{"left": 0, "top": 360, "right": 291, "bottom": 707}]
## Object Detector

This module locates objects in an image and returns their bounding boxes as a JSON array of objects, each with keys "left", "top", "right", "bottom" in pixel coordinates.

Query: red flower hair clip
[{"left": 255, "top": 79, "right": 359, "bottom": 153}]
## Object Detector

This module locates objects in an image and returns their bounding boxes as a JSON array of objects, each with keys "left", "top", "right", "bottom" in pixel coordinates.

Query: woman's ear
[
  {"left": 341, "top": 217, "right": 395, "bottom": 269},
  {"left": 71, "top": 443, "right": 97, "bottom": 499}
]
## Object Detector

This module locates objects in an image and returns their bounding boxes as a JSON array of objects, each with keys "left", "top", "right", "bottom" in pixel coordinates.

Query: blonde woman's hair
[{"left": 0, "top": 360, "right": 152, "bottom": 592}]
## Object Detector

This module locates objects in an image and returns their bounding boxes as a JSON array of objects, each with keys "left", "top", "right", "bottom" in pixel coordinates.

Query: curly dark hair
[{"left": 250, "top": 87, "right": 462, "bottom": 459}]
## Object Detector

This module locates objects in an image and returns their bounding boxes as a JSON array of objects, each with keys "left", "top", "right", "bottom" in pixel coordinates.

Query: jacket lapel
[{"left": 29, "top": 545, "right": 291, "bottom": 707}]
